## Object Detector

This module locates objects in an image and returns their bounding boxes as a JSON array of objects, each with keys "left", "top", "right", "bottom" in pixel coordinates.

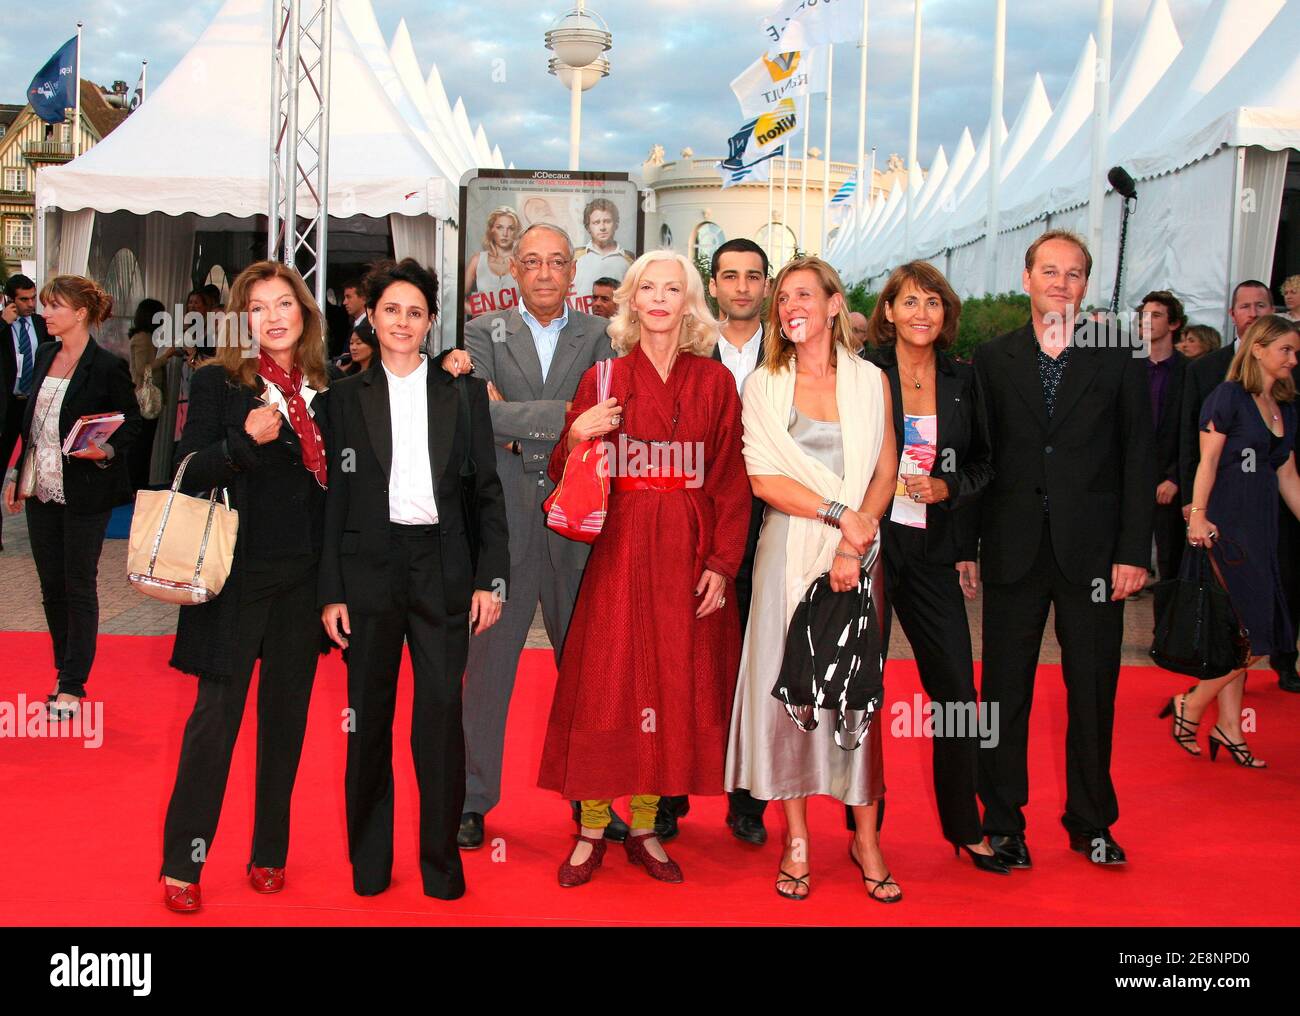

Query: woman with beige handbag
[
  {"left": 2, "top": 275, "right": 139, "bottom": 721},
  {"left": 158, "top": 261, "right": 331, "bottom": 915}
]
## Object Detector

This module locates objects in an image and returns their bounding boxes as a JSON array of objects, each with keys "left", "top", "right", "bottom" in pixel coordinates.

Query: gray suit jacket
[{"left": 463, "top": 306, "right": 615, "bottom": 572}]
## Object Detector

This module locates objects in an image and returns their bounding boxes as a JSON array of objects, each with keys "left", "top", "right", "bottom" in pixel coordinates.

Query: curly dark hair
[{"left": 363, "top": 258, "right": 439, "bottom": 320}]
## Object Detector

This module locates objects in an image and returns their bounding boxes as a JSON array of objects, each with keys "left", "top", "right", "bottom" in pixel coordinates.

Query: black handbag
[
  {"left": 455, "top": 376, "right": 480, "bottom": 572},
  {"left": 771, "top": 543, "right": 886, "bottom": 750},
  {"left": 1150, "top": 543, "right": 1250, "bottom": 679}
]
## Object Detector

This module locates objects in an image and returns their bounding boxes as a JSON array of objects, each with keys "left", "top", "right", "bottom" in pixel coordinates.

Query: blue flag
[{"left": 28, "top": 36, "right": 78, "bottom": 124}]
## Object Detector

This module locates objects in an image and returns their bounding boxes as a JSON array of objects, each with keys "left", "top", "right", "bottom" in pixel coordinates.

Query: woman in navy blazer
[
  {"left": 2, "top": 275, "right": 139, "bottom": 717},
  {"left": 857, "top": 261, "right": 1005, "bottom": 874}
]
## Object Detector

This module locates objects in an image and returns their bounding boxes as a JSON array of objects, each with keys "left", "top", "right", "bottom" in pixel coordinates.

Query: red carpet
[{"left": 1, "top": 632, "right": 1298, "bottom": 926}]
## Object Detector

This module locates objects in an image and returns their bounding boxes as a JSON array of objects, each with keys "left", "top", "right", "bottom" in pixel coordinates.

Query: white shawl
[{"left": 741, "top": 351, "right": 885, "bottom": 629}]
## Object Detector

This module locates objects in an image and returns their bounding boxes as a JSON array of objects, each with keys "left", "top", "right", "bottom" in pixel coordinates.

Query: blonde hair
[
  {"left": 1229, "top": 314, "right": 1297, "bottom": 402},
  {"left": 216, "top": 261, "right": 328, "bottom": 391},
  {"left": 763, "top": 256, "right": 862, "bottom": 371},
  {"left": 1282, "top": 275, "right": 1300, "bottom": 296},
  {"left": 482, "top": 207, "right": 521, "bottom": 252},
  {"left": 607, "top": 250, "right": 720, "bottom": 356}
]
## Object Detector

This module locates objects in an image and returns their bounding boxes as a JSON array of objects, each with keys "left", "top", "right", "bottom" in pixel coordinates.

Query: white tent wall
[
  {"left": 57, "top": 210, "right": 95, "bottom": 277},
  {"left": 143, "top": 213, "right": 198, "bottom": 314},
  {"left": 1233, "top": 148, "right": 1288, "bottom": 298}
]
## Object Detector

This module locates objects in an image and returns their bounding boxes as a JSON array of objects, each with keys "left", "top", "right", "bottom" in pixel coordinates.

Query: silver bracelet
[
  {"left": 817, "top": 499, "right": 849, "bottom": 527},
  {"left": 834, "top": 550, "right": 864, "bottom": 563}
]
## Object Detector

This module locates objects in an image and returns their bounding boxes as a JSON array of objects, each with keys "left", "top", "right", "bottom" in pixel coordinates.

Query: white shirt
[
  {"left": 520, "top": 303, "right": 568, "bottom": 382},
  {"left": 717, "top": 324, "right": 763, "bottom": 395},
  {"left": 383, "top": 356, "right": 439, "bottom": 525}
]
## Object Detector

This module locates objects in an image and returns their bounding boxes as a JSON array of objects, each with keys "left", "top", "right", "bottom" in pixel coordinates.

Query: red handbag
[{"left": 544, "top": 358, "right": 614, "bottom": 542}]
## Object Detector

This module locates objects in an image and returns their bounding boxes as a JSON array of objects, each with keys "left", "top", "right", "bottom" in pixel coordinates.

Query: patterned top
[
  {"left": 33, "top": 375, "right": 70, "bottom": 505},
  {"left": 893, "top": 413, "right": 937, "bottom": 529},
  {"left": 1037, "top": 344, "right": 1071, "bottom": 418}
]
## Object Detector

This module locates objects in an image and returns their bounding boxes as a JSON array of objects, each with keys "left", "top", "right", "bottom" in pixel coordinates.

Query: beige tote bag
[{"left": 127, "top": 453, "right": 239, "bottom": 604}]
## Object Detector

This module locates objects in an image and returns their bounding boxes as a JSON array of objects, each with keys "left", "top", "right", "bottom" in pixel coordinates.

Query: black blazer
[
  {"left": 318, "top": 360, "right": 509, "bottom": 616},
  {"left": 19, "top": 337, "right": 140, "bottom": 514},
  {"left": 2, "top": 312, "right": 51, "bottom": 393},
  {"left": 169, "top": 363, "right": 330, "bottom": 681},
  {"left": 1178, "top": 343, "right": 1235, "bottom": 497},
  {"left": 972, "top": 322, "right": 1156, "bottom": 586},
  {"left": 864, "top": 345, "right": 992, "bottom": 564},
  {"left": 1153, "top": 349, "right": 1188, "bottom": 486}
]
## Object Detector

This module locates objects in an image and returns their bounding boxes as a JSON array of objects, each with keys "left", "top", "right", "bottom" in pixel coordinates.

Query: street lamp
[{"left": 545, "top": 4, "right": 612, "bottom": 171}]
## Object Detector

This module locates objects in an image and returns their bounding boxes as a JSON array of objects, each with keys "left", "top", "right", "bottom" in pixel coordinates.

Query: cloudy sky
[{"left": 1, "top": 0, "right": 1213, "bottom": 173}]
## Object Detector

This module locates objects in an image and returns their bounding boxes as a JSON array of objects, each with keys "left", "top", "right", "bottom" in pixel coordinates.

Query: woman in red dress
[{"left": 538, "top": 250, "right": 751, "bottom": 886}]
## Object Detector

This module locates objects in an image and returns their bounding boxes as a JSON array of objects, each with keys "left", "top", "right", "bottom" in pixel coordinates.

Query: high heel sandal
[
  {"left": 775, "top": 869, "right": 811, "bottom": 900},
  {"left": 1157, "top": 687, "right": 1201, "bottom": 756},
  {"left": 1207, "top": 726, "right": 1267, "bottom": 768},
  {"left": 953, "top": 842, "right": 1011, "bottom": 875},
  {"left": 849, "top": 842, "right": 903, "bottom": 904}
]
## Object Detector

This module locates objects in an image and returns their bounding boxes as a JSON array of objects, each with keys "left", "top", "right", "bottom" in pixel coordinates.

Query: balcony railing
[
  {"left": 3, "top": 244, "right": 35, "bottom": 262},
  {"left": 0, "top": 188, "right": 35, "bottom": 204},
  {"left": 22, "top": 140, "right": 74, "bottom": 161}
]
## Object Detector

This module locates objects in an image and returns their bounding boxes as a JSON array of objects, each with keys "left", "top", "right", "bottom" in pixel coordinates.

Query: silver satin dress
[{"left": 725, "top": 407, "right": 886, "bottom": 805}]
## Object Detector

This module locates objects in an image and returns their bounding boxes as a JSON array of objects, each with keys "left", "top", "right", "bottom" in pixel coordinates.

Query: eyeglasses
[{"left": 516, "top": 256, "right": 572, "bottom": 273}]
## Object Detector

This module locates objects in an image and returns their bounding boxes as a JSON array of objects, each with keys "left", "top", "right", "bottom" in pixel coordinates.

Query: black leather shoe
[
  {"left": 569, "top": 801, "right": 629, "bottom": 842},
  {"left": 654, "top": 796, "right": 690, "bottom": 842},
  {"left": 1278, "top": 670, "right": 1300, "bottom": 693},
  {"left": 726, "top": 811, "right": 767, "bottom": 846},
  {"left": 456, "top": 812, "right": 485, "bottom": 850},
  {"left": 988, "top": 833, "right": 1032, "bottom": 869},
  {"left": 1068, "top": 828, "right": 1127, "bottom": 865}
]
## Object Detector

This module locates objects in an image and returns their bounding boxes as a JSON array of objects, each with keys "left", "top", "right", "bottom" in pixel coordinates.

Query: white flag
[
  {"left": 730, "top": 47, "right": 829, "bottom": 118},
  {"left": 761, "top": 0, "right": 863, "bottom": 51}
]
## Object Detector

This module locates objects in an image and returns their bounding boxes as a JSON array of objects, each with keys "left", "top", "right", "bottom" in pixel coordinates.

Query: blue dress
[{"left": 1199, "top": 382, "right": 1297, "bottom": 656}]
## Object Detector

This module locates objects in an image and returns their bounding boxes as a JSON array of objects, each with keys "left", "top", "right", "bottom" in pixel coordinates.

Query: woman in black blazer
[
  {"left": 159, "top": 261, "right": 331, "bottom": 914},
  {"left": 2, "top": 275, "right": 139, "bottom": 717},
  {"left": 859, "top": 261, "right": 1005, "bottom": 874}
]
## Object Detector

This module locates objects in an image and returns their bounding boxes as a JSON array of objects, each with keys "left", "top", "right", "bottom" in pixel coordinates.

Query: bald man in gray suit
[{"left": 458, "top": 223, "right": 617, "bottom": 847}]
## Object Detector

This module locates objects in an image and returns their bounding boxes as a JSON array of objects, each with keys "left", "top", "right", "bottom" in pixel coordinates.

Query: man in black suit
[
  {"left": 1137, "top": 290, "right": 1189, "bottom": 584},
  {"left": 656, "top": 238, "right": 770, "bottom": 845},
  {"left": 319, "top": 258, "right": 509, "bottom": 900},
  {"left": 1, "top": 274, "right": 51, "bottom": 549},
  {"left": 973, "top": 231, "right": 1155, "bottom": 868}
]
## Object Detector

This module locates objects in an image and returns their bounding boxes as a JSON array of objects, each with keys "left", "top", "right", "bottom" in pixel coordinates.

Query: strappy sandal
[
  {"left": 849, "top": 841, "right": 902, "bottom": 904},
  {"left": 775, "top": 868, "right": 811, "bottom": 900},
  {"left": 1157, "top": 687, "right": 1201, "bottom": 756},
  {"left": 1208, "top": 725, "right": 1267, "bottom": 768}
]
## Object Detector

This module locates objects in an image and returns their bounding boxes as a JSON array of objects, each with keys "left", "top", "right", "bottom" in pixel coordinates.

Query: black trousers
[
  {"left": 1152, "top": 500, "right": 1185, "bottom": 583},
  {"left": 1271, "top": 498, "right": 1300, "bottom": 675},
  {"left": 25, "top": 497, "right": 111, "bottom": 697},
  {"left": 879, "top": 522, "right": 983, "bottom": 845},
  {"left": 346, "top": 524, "right": 469, "bottom": 900},
  {"left": 978, "top": 517, "right": 1124, "bottom": 838},
  {"left": 0, "top": 393, "right": 29, "bottom": 545},
  {"left": 161, "top": 558, "right": 321, "bottom": 883}
]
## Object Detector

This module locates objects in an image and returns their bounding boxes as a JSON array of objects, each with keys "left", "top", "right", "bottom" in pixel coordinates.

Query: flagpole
[
  {"left": 767, "top": 148, "right": 776, "bottom": 264},
  {"left": 799, "top": 89, "right": 810, "bottom": 250},
  {"left": 984, "top": 0, "right": 1006, "bottom": 296},
  {"left": 1086, "top": 0, "right": 1114, "bottom": 309},
  {"left": 854, "top": 0, "right": 869, "bottom": 281},
  {"left": 141, "top": 60, "right": 148, "bottom": 104},
  {"left": 72, "top": 21, "right": 83, "bottom": 157},
  {"left": 820, "top": 46, "right": 834, "bottom": 254},
  {"left": 781, "top": 146, "right": 790, "bottom": 264},
  {"left": 904, "top": 0, "right": 922, "bottom": 262}
]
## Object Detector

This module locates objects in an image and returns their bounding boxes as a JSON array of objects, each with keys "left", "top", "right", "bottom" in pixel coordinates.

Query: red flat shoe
[
  {"left": 163, "top": 882, "right": 201, "bottom": 913},
  {"left": 558, "top": 836, "right": 607, "bottom": 887},
  {"left": 249, "top": 866, "right": 285, "bottom": 893},
  {"left": 624, "top": 833, "right": 683, "bottom": 883}
]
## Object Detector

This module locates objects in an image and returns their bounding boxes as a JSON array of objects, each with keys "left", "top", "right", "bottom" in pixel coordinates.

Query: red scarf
[{"left": 258, "top": 352, "right": 328, "bottom": 489}]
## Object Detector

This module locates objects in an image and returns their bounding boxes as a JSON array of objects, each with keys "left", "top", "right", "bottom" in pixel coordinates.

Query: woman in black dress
[
  {"left": 160, "top": 261, "right": 331, "bottom": 912},
  {"left": 1167, "top": 315, "right": 1300, "bottom": 767}
]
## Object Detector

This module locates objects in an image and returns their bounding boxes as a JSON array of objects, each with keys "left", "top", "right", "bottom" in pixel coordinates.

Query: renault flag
[
  {"left": 27, "top": 36, "right": 78, "bottom": 124},
  {"left": 761, "top": 0, "right": 862, "bottom": 51},
  {"left": 731, "top": 48, "right": 829, "bottom": 118}
]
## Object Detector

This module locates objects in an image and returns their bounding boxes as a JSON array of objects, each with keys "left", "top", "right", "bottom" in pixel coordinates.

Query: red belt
[{"left": 612, "top": 474, "right": 689, "bottom": 493}]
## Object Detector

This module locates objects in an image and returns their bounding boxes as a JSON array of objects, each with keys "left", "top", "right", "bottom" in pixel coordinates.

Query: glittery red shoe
[
  {"left": 624, "top": 833, "right": 683, "bottom": 883},
  {"left": 558, "top": 836, "right": 607, "bottom": 887},
  {"left": 163, "top": 882, "right": 202, "bottom": 913},
  {"left": 249, "top": 866, "right": 285, "bottom": 893}
]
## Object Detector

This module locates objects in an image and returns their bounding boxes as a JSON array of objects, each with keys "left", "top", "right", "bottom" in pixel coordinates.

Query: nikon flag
[
  {"left": 27, "top": 36, "right": 78, "bottom": 124},
  {"left": 717, "top": 98, "right": 800, "bottom": 188},
  {"left": 730, "top": 47, "right": 829, "bottom": 118}
]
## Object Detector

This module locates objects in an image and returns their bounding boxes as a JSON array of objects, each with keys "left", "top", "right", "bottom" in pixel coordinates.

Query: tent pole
[
  {"left": 1086, "top": 0, "right": 1114, "bottom": 310},
  {"left": 985, "top": 0, "right": 1006, "bottom": 296}
]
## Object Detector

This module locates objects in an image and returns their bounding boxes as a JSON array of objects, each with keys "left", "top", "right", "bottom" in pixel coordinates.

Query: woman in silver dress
[{"left": 726, "top": 257, "right": 899, "bottom": 902}]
